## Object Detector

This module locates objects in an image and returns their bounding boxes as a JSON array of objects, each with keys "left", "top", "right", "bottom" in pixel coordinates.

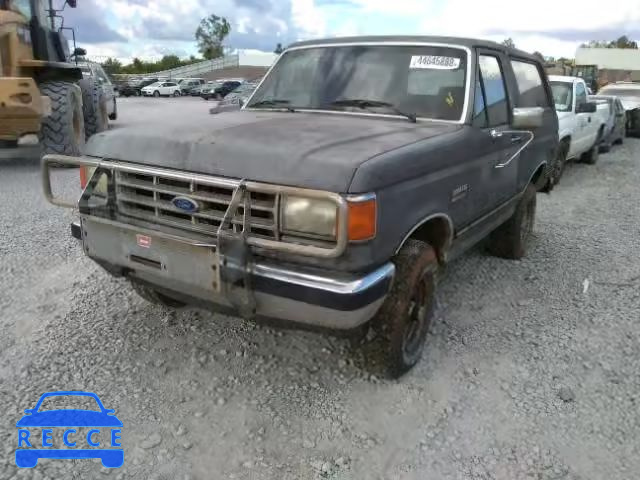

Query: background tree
[
  {"left": 532, "top": 51, "right": 545, "bottom": 62},
  {"left": 101, "top": 57, "right": 122, "bottom": 75},
  {"left": 580, "top": 36, "right": 638, "bottom": 49},
  {"left": 274, "top": 43, "right": 284, "bottom": 54},
  {"left": 195, "top": 14, "right": 231, "bottom": 60},
  {"left": 501, "top": 38, "right": 516, "bottom": 48}
]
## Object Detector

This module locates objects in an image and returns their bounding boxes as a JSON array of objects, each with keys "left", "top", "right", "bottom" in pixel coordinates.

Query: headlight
[
  {"left": 281, "top": 195, "right": 337, "bottom": 238},
  {"left": 80, "top": 166, "right": 108, "bottom": 195}
]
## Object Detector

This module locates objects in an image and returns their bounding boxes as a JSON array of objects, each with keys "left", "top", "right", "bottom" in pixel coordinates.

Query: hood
[
  {"left": 86, "top": 110, "right": 461, "bottom": 192},
  {"left": 619, "top": 96, "right": 640, "bottom": 111}
]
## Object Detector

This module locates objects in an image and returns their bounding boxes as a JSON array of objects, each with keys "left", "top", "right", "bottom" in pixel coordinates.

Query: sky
[{"left": 62, "top": 0, "right": 640, "bottom": 63}]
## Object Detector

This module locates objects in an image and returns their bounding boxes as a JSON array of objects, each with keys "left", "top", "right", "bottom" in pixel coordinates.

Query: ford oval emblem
[{"left": 171, "top": 196, "right": 200, "bottom": 213}]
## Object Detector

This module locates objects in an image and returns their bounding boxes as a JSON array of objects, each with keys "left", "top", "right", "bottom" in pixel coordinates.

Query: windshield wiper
[
  {"left": 247, "top": 99, "right": 296, "bottom": 112},
  {"left": 328, "top": 99, "right": 417, "bottom": 123}
]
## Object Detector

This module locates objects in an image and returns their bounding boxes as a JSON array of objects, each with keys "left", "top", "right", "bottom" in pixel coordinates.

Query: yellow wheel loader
[{"left": 0, "top": 0, "right": 90, "bottom": 157}]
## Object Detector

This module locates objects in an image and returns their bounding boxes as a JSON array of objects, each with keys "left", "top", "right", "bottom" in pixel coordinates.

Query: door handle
[
  {"left": 490, "top": 129, "right": 503, "bottom": 139},
  {"left": 588, "top": 116, "right": 591, "bottom": 123}
]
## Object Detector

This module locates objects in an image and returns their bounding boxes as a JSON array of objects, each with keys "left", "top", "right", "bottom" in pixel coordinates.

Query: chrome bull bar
[{"left": 41, "top": 154, "right": 349, "bottom": 258}]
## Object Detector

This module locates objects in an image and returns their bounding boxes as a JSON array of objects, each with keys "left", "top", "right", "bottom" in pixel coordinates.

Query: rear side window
[
  {"left": 478, "top": 55, "right": 509, "bottom": 127},
  {"left": 510, "top": 60, "right": 549, "bottom": 107}
]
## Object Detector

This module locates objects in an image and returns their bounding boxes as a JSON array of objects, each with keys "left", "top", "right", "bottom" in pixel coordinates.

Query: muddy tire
[
  {"left": 541, "top": 142, "right": 568, "bottom": 192},
  {"left": 130, "top": 281, "right": 186, "bottom": 308},
  {"left": 79, "top": 78, "right": 108, "bottom": 139},
  {"left": 487, "top": 184, "right": 536, "bottom": 260},
  {"left": 365, "top": 239, "right": 438, "bottom": 378},
  {"left": 39, "top": 81, "right": 85, "bottom": 156}
]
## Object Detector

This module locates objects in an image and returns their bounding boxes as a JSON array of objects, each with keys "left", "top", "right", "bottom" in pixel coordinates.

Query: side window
[
  {"left": 478, "top": 55, "right": 509, "bottom": 126},
  {"left": 575, "top": 82, "right": 587, "bottom": 106},
  {"left": 510, "top": 60, "right": 550, "bottom": 108},
  {"left": 472, "top": 77, "right": 488, "bottom": 128}
]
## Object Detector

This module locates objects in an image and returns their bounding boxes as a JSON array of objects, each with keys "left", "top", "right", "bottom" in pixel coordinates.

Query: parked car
[
  {"left": 199, "top": 81, "right": 221, "bottom": 100},
  {"left": 210, "top": 82, "right": 260, "bottom": 114},
  {"left": 120, "top": 77, "right": 158, "bottom": 97},
  {"left": 179, "top": 78, "right": 205, "bottom": 95},
  {"left": 141, "top": 81, "right": 182, "bottom": 97},
  {"left": 548, "top": 75, "right": 606, "bottom": 186},
  {"left": 78, "top": 61, "right": 117, "bottom": 138},
  {"left": 590, "top": 95, "right": 626, "bottom": 151},
  {"left": 596, "top": 82, "right": 640, "bottom": 137},
  {"left": 201, "top": 80, "right": 242, "bottom": 100},
  {"left": 43, "top": 36, "right": 558, "bottom": 377}
]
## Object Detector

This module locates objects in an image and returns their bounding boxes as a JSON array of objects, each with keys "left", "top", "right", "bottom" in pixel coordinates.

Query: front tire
[
  {"left": 39, "top": 81, "right": 85, "bottom": 156},
  {"left": 153, "top": 90, "right": 160, "bottom": 97},
  {"left": 582, "top": 142, "right": 599, "bottom": 165},
  {"left": 487, "top": 184, "right": 536, "bottom": 260},
  {"left": 366, "top": 239, "right": 437, "bottom": 378}
]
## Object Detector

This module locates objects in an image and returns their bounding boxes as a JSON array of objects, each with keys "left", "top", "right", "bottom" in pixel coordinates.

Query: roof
[
  {"left": 600, "top": 82, "right": 640, "bottom": 90},
  {"left": 575, "top": 47, "right": 640, "bottom": 70},
  {"left": 287, "top": 35, "right": 539, "bottom": 61}
]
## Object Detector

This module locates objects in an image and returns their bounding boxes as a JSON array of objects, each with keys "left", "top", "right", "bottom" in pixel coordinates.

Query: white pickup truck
[{"left": 548, "top": 75, "right": 607, "bottom": 185}]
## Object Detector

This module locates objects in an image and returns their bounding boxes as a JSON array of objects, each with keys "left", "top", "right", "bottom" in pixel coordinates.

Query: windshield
[
  {"left": 247, "top": 44, "right": 468, "bottom": 121},
  {"left": 598, "top": 87, "right": 640, "bottom": 98},
  {"left": 550, "top": 81, "right": 573, "bottom": 112}
]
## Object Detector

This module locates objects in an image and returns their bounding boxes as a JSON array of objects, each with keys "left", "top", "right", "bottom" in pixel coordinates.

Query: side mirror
[
  {"left": 67, "top": 0, "right": 77, "bottom": 7},
  {"left": 576, "top": 102, "right": 596, "bottom": 114},
  {"left": 512, "top": 107, "right": 544, "bottom": 129},
  {"left": 73, "top": 47, "right": 86, "bottom": 56}
]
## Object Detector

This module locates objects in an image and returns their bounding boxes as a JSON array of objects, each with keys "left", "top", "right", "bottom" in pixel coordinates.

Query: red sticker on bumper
[{"left": 136, "top": 234, "right": 151, "bottom": 248}]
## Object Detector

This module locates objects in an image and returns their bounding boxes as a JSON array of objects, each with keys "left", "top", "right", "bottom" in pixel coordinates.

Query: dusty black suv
[{"left": 43, "top": 36, "right": 558, "bottom": 377}]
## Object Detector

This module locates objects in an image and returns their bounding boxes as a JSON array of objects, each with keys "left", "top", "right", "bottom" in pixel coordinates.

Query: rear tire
[
  {"left": 364, "top": 239, "right": 437, "bottom": 378},
  {"left": 79, "top": 78, "right": 108, "bottom": 139},
  {"left": 173, "top": 90, "right": 181, "bottom": 97},
  {"left": 131, "top": 281, "right": 186, "bottom": 308},
  {"left": 39, "top": 81, "right": 85, "bottom": 156},
  {"left": 487, "top": 184, "right": 536, "bottom": 260}
]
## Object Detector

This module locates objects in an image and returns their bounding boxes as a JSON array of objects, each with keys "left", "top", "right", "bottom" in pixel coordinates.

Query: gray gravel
[{"left": 1, "top": 98, "right": 639, "bottom": 479}]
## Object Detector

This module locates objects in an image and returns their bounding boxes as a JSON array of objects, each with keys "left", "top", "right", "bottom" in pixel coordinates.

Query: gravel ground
[{"left": 1, "top": 98, "right": 639, "bottom": 479}]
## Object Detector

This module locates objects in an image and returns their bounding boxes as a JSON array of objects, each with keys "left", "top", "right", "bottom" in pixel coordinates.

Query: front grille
[{"left": 115, "top": 170, "right": 279, "bottom": 240}]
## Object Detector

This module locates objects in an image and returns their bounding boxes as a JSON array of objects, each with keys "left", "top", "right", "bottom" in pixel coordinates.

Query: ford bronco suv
[{"left": 43, "top": 36, "right": 558, "bottom": 377}]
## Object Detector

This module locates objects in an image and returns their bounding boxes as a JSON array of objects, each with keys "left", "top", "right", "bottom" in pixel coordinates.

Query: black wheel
[
  {"left": 582, "top": 142, "right": 599, "bottom": 165},
  {"left": 599, "top": 141, "right": 611, "bottom": 153},
  {"left": 108, "top": 99, "right": 117, "bottom": 120},
  {"left": 79, "top": 78, "right": 108, "bottom": 139},
  {"left": 203, "top": 96, "right": 209, "bottom": 101},
  {"left": 487, "top": 184, "right": 536, "bottom": 260},
  {"left": 131, "top": 281, "right": 186, "bottom": 308},
  {"left": 365, "top": 239, "right": 437, "bottom": 378},
  {"left": 39, "top": 81, "right": 85, "bottom": 156},
  {"left": 173, "top": 90, "right": 181, "bottom": 97},
  {"left": 153, "top": 90, "right": 160, "bottom": 97}
]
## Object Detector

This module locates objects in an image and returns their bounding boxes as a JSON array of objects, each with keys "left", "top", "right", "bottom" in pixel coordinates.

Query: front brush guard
[{"left": 216, "top": 181, "right": 256, "bottom": 319}]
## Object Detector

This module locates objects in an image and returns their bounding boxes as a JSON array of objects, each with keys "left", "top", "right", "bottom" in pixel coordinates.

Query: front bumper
[{"left": 71, "top": 218, "right": 393, "bottom": 330}]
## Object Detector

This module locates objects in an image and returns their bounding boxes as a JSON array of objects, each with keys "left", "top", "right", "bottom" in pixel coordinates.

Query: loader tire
[
  {"left": 39, "top": 81, "right": 85, "bottom": 156},
  {"left": 79, "top": 78, "right": 108, "bottom": 139}
]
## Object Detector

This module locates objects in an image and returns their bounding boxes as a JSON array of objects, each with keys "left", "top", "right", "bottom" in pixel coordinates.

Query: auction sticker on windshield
[{"left": 410, "top": 55, "right": 461, "bottom": 70}]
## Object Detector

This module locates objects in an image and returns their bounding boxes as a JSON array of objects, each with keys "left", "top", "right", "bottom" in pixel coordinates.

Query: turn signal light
[{"left": 347, "top": 197, "right": 376, "bottom": 241}]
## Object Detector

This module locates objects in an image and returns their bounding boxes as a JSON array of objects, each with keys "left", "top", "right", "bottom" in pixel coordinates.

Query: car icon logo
[
  {"left": 16, "top": 391, "right": 123, "bottom": 469},
  {"left": 171, "top": 196, "right": 200, "bottom": 213}
]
